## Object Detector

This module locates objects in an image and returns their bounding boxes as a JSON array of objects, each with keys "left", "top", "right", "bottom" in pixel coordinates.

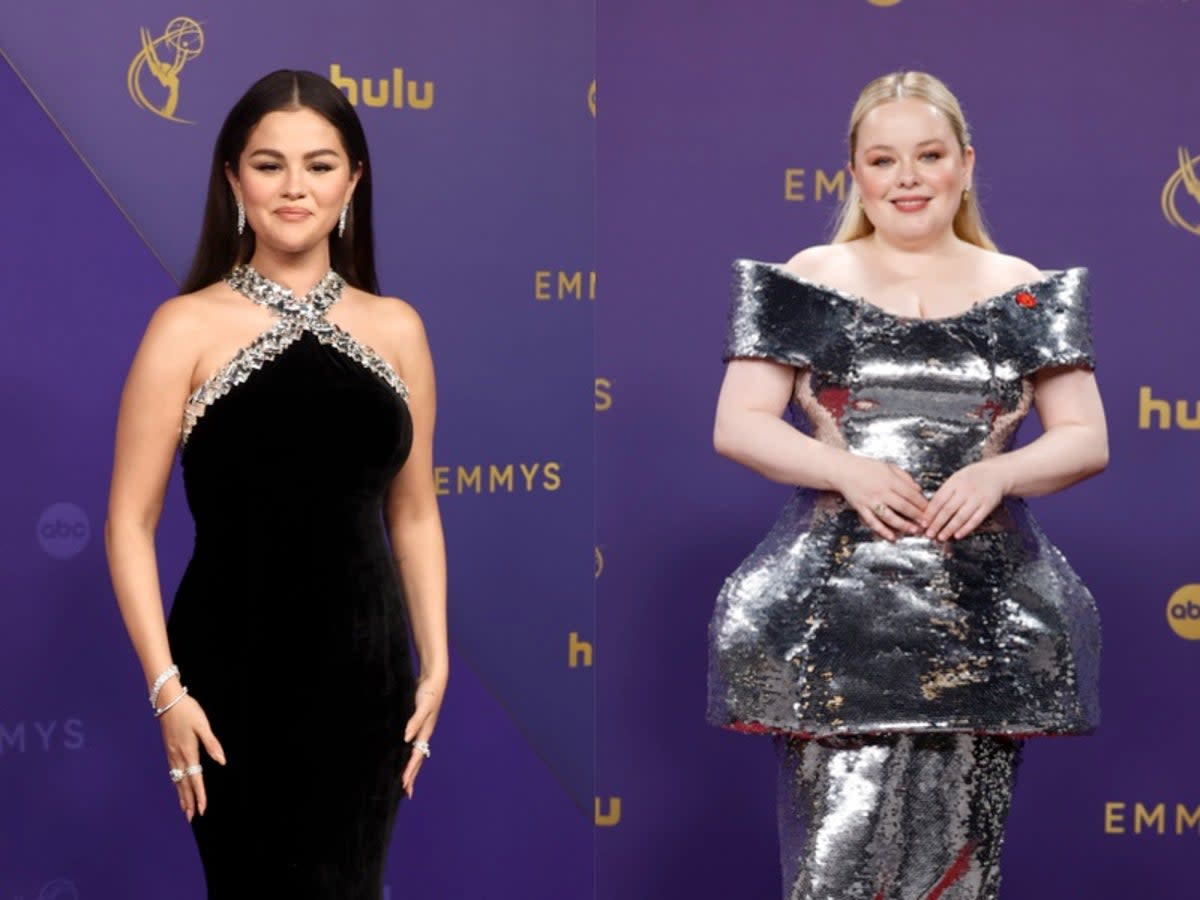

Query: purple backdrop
[
  {"left": 1, "top": 1, "right": 593, "bottom": 896},
  {"left": 7, "top": 0, "right": 1200, "bottom": 896},
  {"left": 597, "top": 1, "right": 1199, "bottom": 898}
]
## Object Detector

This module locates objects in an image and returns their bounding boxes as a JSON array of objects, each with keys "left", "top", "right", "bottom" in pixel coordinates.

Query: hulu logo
[
  {"left": 1138, "top": 387, "right": 1200, "bottom": 430},
  {"left": 329, "top": 63, "right": 434, "bottom": 110}
]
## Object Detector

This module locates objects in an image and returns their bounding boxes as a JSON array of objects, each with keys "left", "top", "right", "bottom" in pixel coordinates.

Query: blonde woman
[{"left": 710, "top": 72, "right": 1107, "bottom": 899}]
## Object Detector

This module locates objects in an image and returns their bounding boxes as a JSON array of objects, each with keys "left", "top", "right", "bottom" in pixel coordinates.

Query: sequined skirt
[
  {"left": 708, "top": 490, "right": 1100, "bottom": 737},
  {"left": 777, "top": 734, "right": 1021, "bottom": 900}
]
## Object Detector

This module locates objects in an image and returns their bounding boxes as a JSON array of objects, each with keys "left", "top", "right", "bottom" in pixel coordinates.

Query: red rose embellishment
[{"left": 1015, "top": 291, "right": 1037, "bottom": 309}]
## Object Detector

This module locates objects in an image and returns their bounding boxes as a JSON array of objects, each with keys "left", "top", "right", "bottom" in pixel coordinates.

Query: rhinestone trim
[{"left": 180, "top": 265, "right": 410, "bottom": 446}]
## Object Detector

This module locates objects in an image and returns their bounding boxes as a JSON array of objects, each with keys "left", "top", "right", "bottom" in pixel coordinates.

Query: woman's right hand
[
  {"left": 831, "top": 454, "right": 928, "bottom": 541},
  {"left": 158, "top": 691, "right": 226, "bottom": 822}
]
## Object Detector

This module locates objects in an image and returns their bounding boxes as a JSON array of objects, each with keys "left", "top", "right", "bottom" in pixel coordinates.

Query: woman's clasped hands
[{"left": 834, "top": 454, "right": 1006, "bottom": 542}]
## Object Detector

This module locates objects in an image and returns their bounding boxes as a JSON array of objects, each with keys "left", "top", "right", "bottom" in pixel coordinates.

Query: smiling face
[
  {"left": 850, "top": 97, "right": 974, "bottom": 248},
  {"left": 225, "top": 107, "right": 360, "bottom": 256}
]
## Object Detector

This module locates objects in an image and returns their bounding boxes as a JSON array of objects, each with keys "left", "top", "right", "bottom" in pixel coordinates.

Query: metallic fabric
[
  {"left": 777, "top": 734, "right": 1020, "bottom": 899},
  {"left": 182, "top": 265, "right": 410, "bottom": 445},
  {"left": 709, "top": 260, "right": 1100, "bottom": 736}
]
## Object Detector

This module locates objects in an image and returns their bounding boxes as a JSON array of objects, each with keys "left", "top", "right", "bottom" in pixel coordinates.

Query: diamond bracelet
[
  {"left": 154, "top": 686, "right": 189, "bottom": 718},
  {"left": 148, "top": 664, "right": 180, "bottom": 709}
]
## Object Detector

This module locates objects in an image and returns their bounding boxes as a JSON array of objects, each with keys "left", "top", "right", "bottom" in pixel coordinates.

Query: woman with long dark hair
[
  {"left": 710, "top": 71, "right": 1107, "bottom": 898},
  {"left": 105, "top": 70, "right": 446, "bottom": 897}
]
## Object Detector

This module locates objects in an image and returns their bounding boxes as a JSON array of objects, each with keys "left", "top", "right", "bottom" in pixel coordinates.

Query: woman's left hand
[
  {"left": 401, "top": 673, "right": 446, "bottom": 799},
  {"left": 921, "top": 461, "right": 1008, "bottom": 541}
]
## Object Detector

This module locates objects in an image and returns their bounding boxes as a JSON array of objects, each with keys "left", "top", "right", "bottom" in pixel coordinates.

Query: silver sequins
[
  {"left": 778, "top": 734, "right": 1020, "bottom": 899},
  {"left": 709, "top": 260, "right": 1100, "bottom": 737}
]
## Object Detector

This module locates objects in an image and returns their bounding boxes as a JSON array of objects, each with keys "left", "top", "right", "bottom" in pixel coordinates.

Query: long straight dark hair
[{"left": 181, "top": 70, "right": 379, "bottom": 294}]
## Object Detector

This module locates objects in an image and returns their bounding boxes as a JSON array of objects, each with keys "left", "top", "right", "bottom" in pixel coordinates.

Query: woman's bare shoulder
[
  {"left": 143, "top": 283, "right": 230, "bottom": 338},
  {"left": 142, "top": 282, "right": 271, "bottom": 368},
  {"left": 782, "top": 244, "right": 849, "bottom": 277},
  {"left": 976, "top": 248, "right": 1045, "bottom": 284},
  {"left": 783, "top": 243, "right": 857, "bottom": 281},
  {"left": 343, "top": 289, "right": 431, "bottom": 369},
  {"left": 349, "top": 288, "right": 426, "bottom": 336}
]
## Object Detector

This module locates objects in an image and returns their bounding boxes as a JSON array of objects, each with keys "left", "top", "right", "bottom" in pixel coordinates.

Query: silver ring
[
  {"left": 169, "top": 768, "right": 185, "bottom": 783},
  {"left": 185, "top": 764, "right": 203, "bottom": 776},
  {"left": 413, "top": 740, "right": 431, "bottom": 759}
]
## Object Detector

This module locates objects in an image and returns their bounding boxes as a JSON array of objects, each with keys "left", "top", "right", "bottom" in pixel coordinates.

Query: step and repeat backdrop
[
  {"left": 1, "top": 2, "right": 593, "bottom": 898},
  {"left": 598, "top": 1, "right": 1197, "bottom": 898}
]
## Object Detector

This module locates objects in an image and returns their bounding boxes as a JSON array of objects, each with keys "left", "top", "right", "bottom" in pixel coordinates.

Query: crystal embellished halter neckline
[
  {"left": 180, "top": 264, "right": 410, "bottom": 447},
  {"left": 225, "top": 264, "right": 346, "bottom": 316}
]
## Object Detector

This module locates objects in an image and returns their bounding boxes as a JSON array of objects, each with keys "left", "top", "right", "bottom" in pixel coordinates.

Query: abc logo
[
  {"left": 37, "top": 503, "right": 90, "bottom": 559},
  {"left": 1166, "top": 585, "right": 1200, "bottom": 640}
]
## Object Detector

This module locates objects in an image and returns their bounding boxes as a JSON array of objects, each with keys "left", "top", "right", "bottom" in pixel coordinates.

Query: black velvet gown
[{"left": 165, "top": 265, "right": 417, "bottom": 898}]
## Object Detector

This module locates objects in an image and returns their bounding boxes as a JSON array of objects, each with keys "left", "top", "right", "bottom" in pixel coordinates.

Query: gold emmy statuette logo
[
  {"left": 1167, "top": 584, "right": 1200, "bottom": 640},
  {"left": 127, "top": 17, "right": 205, "bottom": 123},
  {"left": 1161, "top": 147, "right": 1200, "bottom": 236},
  {"left": 868, "top": 0, "right": 903, "bottom": 6},
  {"left": 594, "top": 545, "right": 604, "bottom": 578},
  {"left": 588, "top": 79, "right": 596, "bottom": 117}
]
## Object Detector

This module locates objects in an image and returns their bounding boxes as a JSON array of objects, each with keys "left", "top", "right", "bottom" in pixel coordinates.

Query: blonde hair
[{"left": 831, "top": 71, "right": 997, "bottom": 251}]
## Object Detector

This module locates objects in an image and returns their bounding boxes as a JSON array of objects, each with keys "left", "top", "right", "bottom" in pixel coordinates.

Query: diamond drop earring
[
  {"left": 236, "top": 200, "right": 245, "bottom": 236},
  {"left": 338, "top": 204, "right": 349, "bottom": 238}
]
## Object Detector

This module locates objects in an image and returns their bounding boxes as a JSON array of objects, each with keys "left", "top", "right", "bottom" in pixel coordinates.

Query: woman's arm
[
  {"left": 106, "top": 299, "right": 196, "bottom": 692},
  {"left": 992, "top": 367, "right": 1109, "bottom": 496},
  {"left": 922, "top": 367, "right": 1108, "bottom": 540},
  {"left": 105, "top": 297, "right": 225, "bottom": 821},
  {"left": 714, "top": 358, "right": 928, "bottom": 540},
  {"left": 714, "top": 358, "right": 842, "bottom": 489},
  {"left": 382, "top": 300, "right": 447, "bottom": 798}
]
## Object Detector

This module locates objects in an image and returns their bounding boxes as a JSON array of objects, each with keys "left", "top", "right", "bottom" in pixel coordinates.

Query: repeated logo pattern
[
  {"left": 1161, "top": 147, "right": 1200, "bottom": 236},
  {"left": 36, "top": 503, "right": 89, "bottom": 559},
  {"left": 1167, "top": 585, "right": 1200, "bottom": 640},
  {"left": 126, "top": 17, "right": 204, "bottom": 123}
]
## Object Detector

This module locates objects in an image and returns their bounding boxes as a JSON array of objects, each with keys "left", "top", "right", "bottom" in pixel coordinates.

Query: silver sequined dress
[{"left": 709, "top": 259, "right": 1100, "bottom": 738}]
